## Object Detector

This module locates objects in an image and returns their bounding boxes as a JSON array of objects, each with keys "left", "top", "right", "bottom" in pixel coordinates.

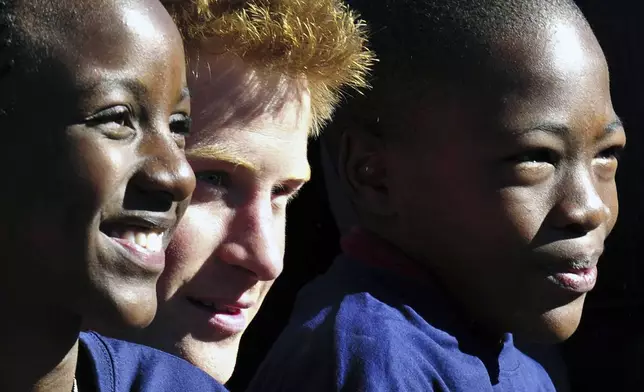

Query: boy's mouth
[
  {"left": 545, "top": 266, "right": 598, "bottom": 294},
  {"left": 539, "top": 248, "right": 602, "bottom": 294}
]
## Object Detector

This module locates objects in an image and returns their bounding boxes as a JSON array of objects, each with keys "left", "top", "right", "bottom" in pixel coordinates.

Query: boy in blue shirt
[
  {"left": 0, "top": 0, "right": 226, "bottom": 391},
  {"left": 249, "top": 0, "right": 626, "bottom": 390}
]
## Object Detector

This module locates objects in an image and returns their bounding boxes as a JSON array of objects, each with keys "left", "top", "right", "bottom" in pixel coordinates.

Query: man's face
[
  {"left": 382, "top": 21, "right": 625, "bottom": 342},
  {"left": 142, "top": 52, "right": 311, "bottom": 382},
  {"left": 0, "top": 0, "right": 194, "bottom": 328}
]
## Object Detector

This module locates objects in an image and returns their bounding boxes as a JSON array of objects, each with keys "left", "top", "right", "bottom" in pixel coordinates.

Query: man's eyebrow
[
  {"left": 188, "top": 144, "right": 312, "bottom": 182},
  {"left": 187, "top": 144, "right": 258, "bottom": 172}
]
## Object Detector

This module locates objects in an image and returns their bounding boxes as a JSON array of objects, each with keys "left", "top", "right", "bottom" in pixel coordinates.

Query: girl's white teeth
[
  {"left": 135, "top": 232, "right": 147, "bottom": 248},
  {"left": 119, "top": 231, "right": 164, "bottom": 252}
]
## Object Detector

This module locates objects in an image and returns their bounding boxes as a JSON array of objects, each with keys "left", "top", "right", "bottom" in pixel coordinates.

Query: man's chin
[{"left": 179, "top": 337, "right": 240, "bottom": 383}]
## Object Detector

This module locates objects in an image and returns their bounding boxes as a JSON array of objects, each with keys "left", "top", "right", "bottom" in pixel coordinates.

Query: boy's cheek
[{"left": 498, "top": 186, "right": 551, "bottom": 243}]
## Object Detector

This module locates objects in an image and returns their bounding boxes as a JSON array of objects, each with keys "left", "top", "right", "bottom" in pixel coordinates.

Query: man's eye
[
  {"left": 272, "top": 184, "right": 290, "bottom": 197},
  {"left": 271, "top": 184, "right": 303, "bottom": 208},
  {"left": 196, "top": 171, "right": 231, "bottom": 188}
]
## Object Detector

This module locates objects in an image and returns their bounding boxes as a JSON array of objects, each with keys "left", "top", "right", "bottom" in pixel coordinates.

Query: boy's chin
[{"left": 513, "top": 294, "right": 587, "bottom": 344}]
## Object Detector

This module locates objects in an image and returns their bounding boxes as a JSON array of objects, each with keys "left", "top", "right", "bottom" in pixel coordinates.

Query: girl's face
[{"left": 1, "top": 0, "right": 195, "bottom": 329}]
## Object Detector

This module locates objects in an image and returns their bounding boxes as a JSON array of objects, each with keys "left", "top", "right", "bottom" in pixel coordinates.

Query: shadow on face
[{"left": 0, "top": 0, "right": 195, "bottom": 330}]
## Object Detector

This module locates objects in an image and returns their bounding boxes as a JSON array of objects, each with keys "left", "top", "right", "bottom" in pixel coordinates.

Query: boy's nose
[{"left": 552, "top": 170, "right": 610, "bottom": 235}]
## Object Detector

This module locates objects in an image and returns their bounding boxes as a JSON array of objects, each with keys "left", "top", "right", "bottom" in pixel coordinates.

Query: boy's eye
[
  {"left": 596, "top": 146, "right": 624, "bottom": 162},
  {"left": 593, "top": 145, "right": 624, "bottom": 181},
  {"left": 169, "top": 113, "right": 191, "bottom": 136},
  {"left": 509, "top": 148, "right": 558, "bottom": 165},
  {"left": 85, "top": 105, "right": 134, "bottom": 139}
]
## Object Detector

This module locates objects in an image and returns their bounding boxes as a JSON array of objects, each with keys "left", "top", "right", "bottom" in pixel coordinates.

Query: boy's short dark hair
[
  {"left": 354, "top": 0, "right": 583, "bottom": 85},
  {"left": 327, "top": 0, "right": 586, "bottom": 141}
]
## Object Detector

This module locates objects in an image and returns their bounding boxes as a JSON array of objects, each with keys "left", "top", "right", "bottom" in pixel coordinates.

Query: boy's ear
[{"left": 339, "top": 130, "right": 394, "bottom": 217}]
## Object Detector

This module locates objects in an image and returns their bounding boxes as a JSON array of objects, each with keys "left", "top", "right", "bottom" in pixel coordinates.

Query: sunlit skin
[
  {"left": 0, "top": 1, "right": 193, "bottom": 391},
  {"left": 343, "top": 18, "right": 625, "bottom": 343},
  {"left": 130, "top": 50, "right": 311, "bottom": 382}
]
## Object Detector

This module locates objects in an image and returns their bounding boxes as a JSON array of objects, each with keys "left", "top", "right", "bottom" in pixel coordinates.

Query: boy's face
[
  {"left": 2, "top": 0, "right": 194, "bottom": 328},
  {"left": 137, "top": 52, "right": 311, "bottom": 382},
  {"left": 381, "top": 21, "right": 625, "bottom": 342}
]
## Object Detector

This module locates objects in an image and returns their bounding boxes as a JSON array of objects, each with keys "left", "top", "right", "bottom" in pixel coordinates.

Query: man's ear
[{"left": 339, "top": 130, "right": 394, "bottom": 217}]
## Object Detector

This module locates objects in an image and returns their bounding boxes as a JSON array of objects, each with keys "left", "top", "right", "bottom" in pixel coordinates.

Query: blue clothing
[
  {"left": 248, "top": 247, "right": 556, "bottom": 391},
  {"left": 78, "top": 332, "right": 228, "bottom": 392}
]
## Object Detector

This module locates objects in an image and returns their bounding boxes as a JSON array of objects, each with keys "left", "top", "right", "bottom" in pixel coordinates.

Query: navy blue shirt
[
  {"left": 248, "top": 230, "right": 556, "bottom": 392},
  {"left": 78, "top": 332, "right": 228, "bottom": 392}
]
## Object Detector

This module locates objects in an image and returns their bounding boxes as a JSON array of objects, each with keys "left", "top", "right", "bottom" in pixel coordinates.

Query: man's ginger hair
[{"left": 165, "top": 0, "right": 374, "bottom": 135}]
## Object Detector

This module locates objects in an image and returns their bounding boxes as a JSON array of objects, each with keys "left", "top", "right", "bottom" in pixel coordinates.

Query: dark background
[{"left": 228, "top": 1, "right": 644, "bottom": 390}]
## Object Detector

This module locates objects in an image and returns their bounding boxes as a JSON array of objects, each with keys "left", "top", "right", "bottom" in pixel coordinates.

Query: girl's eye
[
  {"left": 86, "top": 105, "right": 132, "bottom": 127},
  {"left": 169, "top": 113, "right": 192, "bottom": 136},
  {"left": 85, "top": 105, "right": 134, "bottom": 139}
]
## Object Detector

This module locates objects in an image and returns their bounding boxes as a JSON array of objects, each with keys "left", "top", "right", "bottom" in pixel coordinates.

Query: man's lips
[
  {"left": 187, "top": 297, "right": 254, "bottom": 313},
  {"left": 186, "top": 296, "right": 257, "bottom": 335}
]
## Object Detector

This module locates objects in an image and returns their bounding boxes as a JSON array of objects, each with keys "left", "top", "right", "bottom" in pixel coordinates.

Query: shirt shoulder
[
  {"left": 80, "top": 332, "right": 228, "bottom": 392},
  {"left": 247, "top": 260, "right": 449, "bottom": 392},
  {"left": 503, "top": 348, "right": 558, "bottom": 392}
]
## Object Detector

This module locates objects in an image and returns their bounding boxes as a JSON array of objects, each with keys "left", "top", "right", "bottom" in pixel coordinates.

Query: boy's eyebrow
[
  {"left": 512, "top": 123, "right": 569, "bottom": 137},
  {"left": 513, "top": 117, "right": 625, "bottom": 137}
]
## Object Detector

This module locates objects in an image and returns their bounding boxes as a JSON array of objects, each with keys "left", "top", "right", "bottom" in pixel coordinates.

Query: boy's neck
[
  {"left": 0, "top": 299, "right": 81, "bottom": 392},
  {"left": 343, "top": 227, "right": 510, "bottom": 343}
]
